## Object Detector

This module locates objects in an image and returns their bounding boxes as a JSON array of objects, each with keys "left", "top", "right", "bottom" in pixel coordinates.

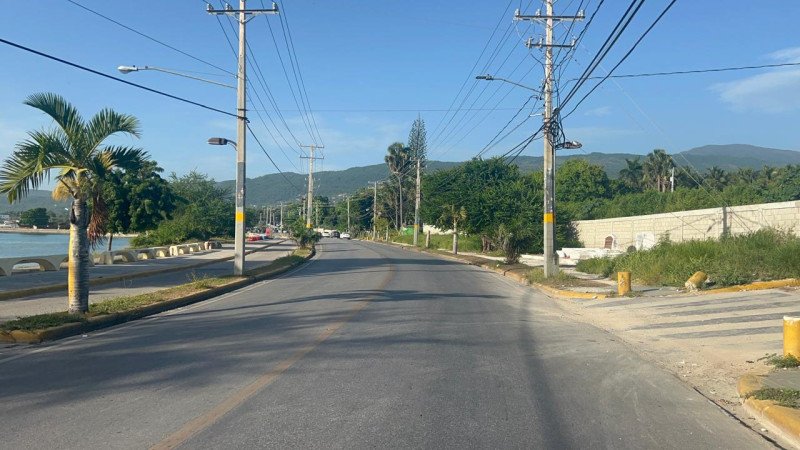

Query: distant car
[
  {"left": 321, "top": 230, "right": 331, "bottom": 237},
  {"left": 341, "top": 232, "right": 351, "bottom": 239},
  {"left": 331, "top": 230, "right": 340, "bottom": 238}
]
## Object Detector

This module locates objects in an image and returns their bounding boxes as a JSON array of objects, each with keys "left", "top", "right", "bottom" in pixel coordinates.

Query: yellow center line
[{"left": 151, "top": 251, "right": 395, "bottom": 450}]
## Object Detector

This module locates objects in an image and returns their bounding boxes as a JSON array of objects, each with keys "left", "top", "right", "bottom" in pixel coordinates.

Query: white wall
[{"left": 574, "top": 200, "right": 800, "bottom": 250}]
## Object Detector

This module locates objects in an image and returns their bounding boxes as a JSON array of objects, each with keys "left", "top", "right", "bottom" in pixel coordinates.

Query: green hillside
[{"left": 0, "top": 190, "right": 69, "bottom": 214}]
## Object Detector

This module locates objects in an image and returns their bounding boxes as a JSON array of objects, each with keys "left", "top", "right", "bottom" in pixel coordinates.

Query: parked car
[
  {"left": 321, "top": 230, "right": 331, "bottom": 237},
  {"left": 331, "top": 230, "right": 340, "bottom": 238},
  {"left": 341, "top": 232, "right": 351, "bottom": 239}
]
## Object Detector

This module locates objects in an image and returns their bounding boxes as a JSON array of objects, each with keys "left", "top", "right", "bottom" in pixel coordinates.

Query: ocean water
[{"left": 0, "top": 232, "right": 131, "bottom": 258}]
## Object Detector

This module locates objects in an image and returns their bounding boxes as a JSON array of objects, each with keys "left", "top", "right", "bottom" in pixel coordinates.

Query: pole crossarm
[{"left": 207, "top": 2, "right": 279, "bottom": 22}]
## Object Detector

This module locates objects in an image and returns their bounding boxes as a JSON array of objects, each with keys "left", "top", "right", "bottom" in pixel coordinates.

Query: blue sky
[{"left": 1, "top": 0, "right": 799, "bottom": 184}]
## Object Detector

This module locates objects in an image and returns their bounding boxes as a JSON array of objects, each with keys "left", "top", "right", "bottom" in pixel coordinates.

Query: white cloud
[
  {"left": 583, "top": 106, "right": 611, "bottom": 117},
  {"left": 711, "top": 47, "right": 800, "bottom": 113}
]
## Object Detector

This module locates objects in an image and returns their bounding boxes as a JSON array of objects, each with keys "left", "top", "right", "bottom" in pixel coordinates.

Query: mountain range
[
  {"left": 2, "top": 144, "right": 798, "bottom": 213},
  {"left": 223, "top": 144, "right": 800, "bottom": 205}
]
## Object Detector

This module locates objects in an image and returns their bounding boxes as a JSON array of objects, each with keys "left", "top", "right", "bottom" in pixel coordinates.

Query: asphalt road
[{"left": 0, "top": 239, "right": 773, "bottom": 449}]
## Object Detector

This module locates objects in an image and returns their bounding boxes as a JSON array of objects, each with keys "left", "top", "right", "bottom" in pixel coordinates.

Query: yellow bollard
[
  {"left": 617, "top": 271, "right": 631, "bottom": 296},
  {"left": 784, "top": 316, "right": 800, "bottom": 357}
]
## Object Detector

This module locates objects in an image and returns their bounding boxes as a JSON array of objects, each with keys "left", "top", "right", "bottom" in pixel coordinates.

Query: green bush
[{"left": 575, "top": 228, "right": 800, "bottom": 287}]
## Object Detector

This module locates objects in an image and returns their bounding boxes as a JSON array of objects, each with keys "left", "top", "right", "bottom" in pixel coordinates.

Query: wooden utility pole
[
  {"left": 300, "top": 144, "right": 324, "bottom": 229},
  {"left": 515, "top": 1, "right": 582, "bottom": 278},
  {"left": 413, "top": 158, "right": 421, "bottom": 246}
]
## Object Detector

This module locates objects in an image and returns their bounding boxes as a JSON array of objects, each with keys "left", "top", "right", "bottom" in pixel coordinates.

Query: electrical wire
[
  {"left": 0, "top": 37, "right": 237, "bottom": 118},
  {"left": 247, "top": 123, "right": 301, "bottom": 192},
  {"left": 561, "top": 0, "right": 679, "bottom": 119},
  {"left": 67, "top": 0, "right": 236, "bottom": 77}
]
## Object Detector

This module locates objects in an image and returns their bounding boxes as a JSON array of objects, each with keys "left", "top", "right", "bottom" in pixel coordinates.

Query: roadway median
[{"left": 0, "top": 247, "right": 314, "bottom": 344}]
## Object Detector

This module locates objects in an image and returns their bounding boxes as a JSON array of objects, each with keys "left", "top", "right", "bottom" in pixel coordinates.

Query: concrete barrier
[
  {"left": 152, "top": 247, "right": 170, "bottom": 257},
  {"left": 0, "top": 254, "right": 97, "bottom": 276}
]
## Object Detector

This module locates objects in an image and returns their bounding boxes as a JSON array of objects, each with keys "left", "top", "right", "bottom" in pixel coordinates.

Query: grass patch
[
  {"left": 574, "top": 228, "right": 800, "bottom": 287},
  {"left": 1, "top": 312, "right": 87, "bottom": 332},
  {"left": 392, "top": 233, "right": 483, "bottom": 253},
  {"left": 761, "top": 353, "right": 800, "bottom": 369},
  {"left": 527, "top": 268, "right": 611, "bottom": 290},
  {"left": 90, "top": 275, "right": 237, "bottom": 315},
  {"left": 747, "top": 387, "right": 800, "bottom": 408}
]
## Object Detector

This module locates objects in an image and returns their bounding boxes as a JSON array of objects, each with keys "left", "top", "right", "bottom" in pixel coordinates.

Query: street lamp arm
[
  {"left": 476, "top": 74, "right": 541, "bottom": 94},
  {"left": 117, "top": 65, "right": 235, "bottom": 89}
]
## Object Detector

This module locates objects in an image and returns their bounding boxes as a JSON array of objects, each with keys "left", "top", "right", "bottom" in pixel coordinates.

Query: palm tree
[
  {"left": 703, "top": 166, "right": 728, "bottom": 191},
  {"left": 440, "top": 204, "right": 466, "bottom": 254},
  {"left": 618, "top": 157, "right": 643, "bottom": 191},
  {"left": 643, "top": 149, "right": 674, "bottom": 192},
  {"left": 0, "top": 93, "right": 148, "bottom": 313},
  {"left": 385, "top": 142, "right": 411, "bottom": 229}
]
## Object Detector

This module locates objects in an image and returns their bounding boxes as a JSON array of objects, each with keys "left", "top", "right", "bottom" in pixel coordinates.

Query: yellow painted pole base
[
  {"left": 617, "top": 271, "right": 631, "bottom": 296},
  {"left": 784, "top": 316, "right": 800, "bottom": 357}
]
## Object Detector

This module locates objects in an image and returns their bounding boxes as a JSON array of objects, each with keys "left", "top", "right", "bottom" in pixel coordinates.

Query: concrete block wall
[{"left": 574, "top": 200, "right": 800, "bottom": 250}]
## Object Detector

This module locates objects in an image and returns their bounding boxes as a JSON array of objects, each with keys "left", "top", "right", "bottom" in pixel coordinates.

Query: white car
[
  {"left": 341, "top": 232, "right": 351, "bottom": 239},
  {"left": 321, "top": 230, "right": 331, "bottom": 237}
]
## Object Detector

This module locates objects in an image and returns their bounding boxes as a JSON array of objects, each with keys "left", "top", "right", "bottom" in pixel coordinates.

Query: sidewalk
[{"left": 0, "top": 240, "right": 296, "bottom": 322}]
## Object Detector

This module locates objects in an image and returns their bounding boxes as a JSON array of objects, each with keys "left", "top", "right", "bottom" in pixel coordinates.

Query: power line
[
  {"left": 428, "top": 0, "right": 516, "bottom": 149},
  {"left": 559, "top": 0, "right": 644, "bottom": 109},
  {"left": 567, "top": 61, "right": 800, "bottom": 82},
  {"left": 66, "top": 0, "right": 236, "bottom": 77},
  {"left": 247, "top": 123, "right": 301, "bottom": 192},
  {"left": 276, "top": 2, "right": 325, "bottom": 146},
  {"left": 562, "top": 0, "right": 679, "bottom": 118},
  {"left": 0, "top": 37, "right": 237, "bottom": 118}
]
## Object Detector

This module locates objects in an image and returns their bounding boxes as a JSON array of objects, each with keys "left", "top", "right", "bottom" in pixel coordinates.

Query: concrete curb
[
  {"left": 737, "top": 373, "right": 800, "bottom": 448},
  {"left": 0, "top": 240, "right": 285, "bottom": 302},
  {"left": 700, "top": 278, "right": 800, "bottom": 295},
  {"left": 0, "top": 246, "right": 313, "bottom": 344},
  {"left": 373, "top": 240, "right": 610, "bottom": 299}
]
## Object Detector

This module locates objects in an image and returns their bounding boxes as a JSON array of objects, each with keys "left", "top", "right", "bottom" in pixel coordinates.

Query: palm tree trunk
[
  {"left": 107, "top": 233, "right": 113, "bottom": 252},
  {"left": 67, "top": 198, "right": 90, "bottom": 314}
]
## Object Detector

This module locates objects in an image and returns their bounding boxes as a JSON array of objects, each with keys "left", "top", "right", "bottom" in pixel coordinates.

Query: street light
[
  {"left": 476, "top": 74, "right": 542, "bottom": 96},
  {"left": 117, "top": 65, "right": 235, "bottom": 89}
]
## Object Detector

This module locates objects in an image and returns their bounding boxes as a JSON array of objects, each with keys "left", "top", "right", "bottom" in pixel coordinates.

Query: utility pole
[
  {"left": 413, "top": 158, "right": 421, "bottom": 246},
  {"left": 516, "top": 1, "right": 583, "bottom": 278},
  {"left": 315, "top": 201, "right": 319, "bottom": 228},
  {"left": 207, "top": 0, "right": 278, "bottom": 276},
  {"left": 300, "top": 144, "right": 324, "bottom": 229},
  {"left": 279, "top": 202, "right": 284, "bottom": 229},
  {"left": 369, "top": 181, "right": 378, "bottom": 240},
  {"left": 670, "top": 167, "right": 675, "bottom": 192},
  {"left": 347, "top": 195, "right": 351, "bottom": 232}
]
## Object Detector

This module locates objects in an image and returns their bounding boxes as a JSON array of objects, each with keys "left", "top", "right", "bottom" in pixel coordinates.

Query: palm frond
[
  {"left": 102, "top": 146, "right": 149, "bottom": 172},
  {"left": 24, "top": 93, "right": 86, "bottom": 148},
  {"left": 0, "top": 131, "right": 73, "bottom": 203},
  {"left": 86, "top": 109, "right": 141, "bottom": 153}
]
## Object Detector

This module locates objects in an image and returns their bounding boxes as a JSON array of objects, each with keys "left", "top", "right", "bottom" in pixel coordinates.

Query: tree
[
  {"left": 408, "top": 116, "right": 427, "bottom": 167},
  {"left": 618, "top": 157, "right": 643, "bottom": 192},
  {"left": 385, "top": 142, "right": 411, "bottom": 229},
  {"left": 104, "top": 160, "right": 176, "bottom": 250},
  {"left": 643, "top": 149, "right": 674, "bottom": 192},
  {"left": 703, "top": 166, "right": 728, "bottom": 191},
  {"left": 0, "top": 93, "right": 147, "bottom": 313},
  {"left": 19, "top": 207, "right": 49, "bottom": 228},
  {"left": 130, "top": 171, "right": 233, "bottom": 247}
]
